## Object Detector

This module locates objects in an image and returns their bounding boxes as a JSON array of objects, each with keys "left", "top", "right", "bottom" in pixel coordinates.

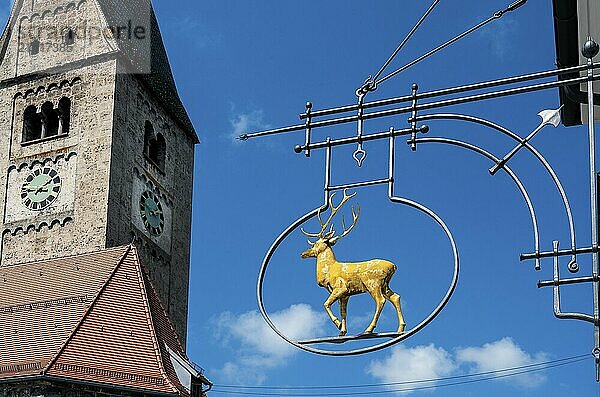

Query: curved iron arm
[
  {"left": 416, "top": 113, "right": 578, "bottom": 271},
  {"left": 414, "top": 137, "right": 595, "bottom": 324},
  {"left": 411, "top": 137, "right": 539, "bottom": 269}
]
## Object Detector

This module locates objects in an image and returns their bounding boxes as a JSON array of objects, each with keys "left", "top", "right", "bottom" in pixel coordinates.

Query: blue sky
[
  {"left": 157, "top": 0, "right": 599, "bottom": 395},
  {"left": 2, "top": 0, "right": 599, "bottom": 395}
]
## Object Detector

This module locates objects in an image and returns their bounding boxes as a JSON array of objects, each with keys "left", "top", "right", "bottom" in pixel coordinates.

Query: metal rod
[
  {"left": 550, "top": 241, "right": 595, "bottom": 324},
  {"left": 370, "top": 0, "right": 440, "bottom": 84},
  {"left": 389, "top": 128, "right": 396, "bottom": 198},
  {"left": 300, "top": 64, "right": 596, "bottom": 120},
  {"left": 363, "top": 76, "right": 597, "bottom": 122},
  {"left": 417, "top": 113, "right": 579, "bottom": 271},
  {"left": 298, "top": 332, "right": 403, "bottom": 345},
  {"left": 243, "top": 75, "right": 599, "bottom": 141},
  {"left": 294, "top": 127, "right": 418, "bottom": 153},
  {"left": 415, "top": 137, "right": 540, "bottom": 267},
  {"left": 328, "top": 178, "right": 391, "bottom": 192},
  {"left": 521, "top": 246, "right": 600, "bottom": 261},
  {"left": 324, "top": 139, "right": 332, "bottom": 204},
  {"left": 490, "top": 125, "right": 545, "bottom": 175},
  {"left": 304, "top": 102, "right": 312, "bottom": 157},
  {"left": 376, "top": 0, "right": 529, "bottom": 86},
  {"left": 410, "top": 84, "right": 419, "bottom": 151},
  {"left": 538, "top": 276, "right": 598, "bottom": 288},
  {"left": 586, "top": 54, "right": 600, "bottom": 365}
]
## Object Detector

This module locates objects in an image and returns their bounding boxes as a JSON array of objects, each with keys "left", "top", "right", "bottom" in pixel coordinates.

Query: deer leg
[
  {"left": 338, "top": 297, "right": 349, "bottom": 337},
  {"left": 364, "top": 287, "right": 386, "bottom": 334},
  {"left": 324, "top": 287, "right": 347, "bottom": 332},
  {"left": 384, "top": 287, "right": 406, "bottom": 333}
]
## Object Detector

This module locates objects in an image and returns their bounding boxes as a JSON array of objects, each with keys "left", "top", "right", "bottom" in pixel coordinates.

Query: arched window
[
  {"left": 29, "top": 39, "right": 40, "bottom": 55},
  {"left": 58, "top": 97, "right": 71, "bottom": 135},
  {"left": 64, "top": 29, "right": 75, "bottom": 46},
  {"left": 23, "top": 105, "right": 42, "bottom": 142},
  {"left": 144, "top": 121, "right": 166, "bottom": 171},
  {"left": 40, "top": 102, "right": 59, "bottom": 138}
]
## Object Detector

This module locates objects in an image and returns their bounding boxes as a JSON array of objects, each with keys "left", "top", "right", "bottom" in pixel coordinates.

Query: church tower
[{"left": 0, "top": 0, "right": 197, "bottom": 341}]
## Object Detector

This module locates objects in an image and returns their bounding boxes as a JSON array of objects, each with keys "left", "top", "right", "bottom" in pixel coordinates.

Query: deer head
[{"left": 300, "top": 189, "right": 360, "bottom": 259}]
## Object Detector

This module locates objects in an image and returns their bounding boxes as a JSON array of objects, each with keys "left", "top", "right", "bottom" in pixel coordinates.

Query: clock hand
[
  {"left": 27, "top": 187, "right": 49, "bottom": 192},
  {"left": 36, "top": 179, "right": 53, "bottom": 194}
]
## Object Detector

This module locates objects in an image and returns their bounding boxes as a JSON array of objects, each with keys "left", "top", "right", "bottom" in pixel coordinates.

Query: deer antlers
[{"left": 302, "top": 189, "right": 361, "bottom": 244}]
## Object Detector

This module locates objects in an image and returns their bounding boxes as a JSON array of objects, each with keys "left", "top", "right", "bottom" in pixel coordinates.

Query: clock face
[
  {"left": 139, "top": 191, "right": 164, "bottom": 236},
  {"left": 21, "top": 167, "right": 62, "bottom": 211}
]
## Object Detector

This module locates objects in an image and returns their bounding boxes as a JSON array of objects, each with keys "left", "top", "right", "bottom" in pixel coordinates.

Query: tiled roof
[{"left": 0, "top": 246, "right": 207, "bottom": 396}]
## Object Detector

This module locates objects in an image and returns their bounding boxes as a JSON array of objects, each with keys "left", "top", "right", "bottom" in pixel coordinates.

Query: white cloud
[
  {"left": 456, "top": 337, "right": 549, "bottom": 388},
  {"left": 230, "top": 109, "right": 270, "bottom": 141},
  {"left": 211, "top": 304, "right": 327, "bottom": 385},
  {"left": 367, "top": 338, "right": 548, "bottom": 394},
  {"left": 367, "top": 344, "right": 457, "bottom": 394}
]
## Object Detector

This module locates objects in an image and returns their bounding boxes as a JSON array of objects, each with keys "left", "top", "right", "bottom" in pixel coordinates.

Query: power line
[
  {"left": 213, "top": 353, "right": 588, "bottom": 391},
  {"left": 209, "top": 354, "right": 590, "bottom": 396}
]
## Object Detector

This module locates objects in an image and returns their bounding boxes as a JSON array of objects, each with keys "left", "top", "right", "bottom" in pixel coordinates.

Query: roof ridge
[
  {"left": 41, "top": 245, "right": 133, "bottom": 374},
  {"left": 142, "top": 267, "right": 186, "bottom": 354},
  {"left": 130, "top": 246, "right": 179, "bottom": 394},
  {"left": 1, "top": 245, "right": 130, "bottom": 269}
]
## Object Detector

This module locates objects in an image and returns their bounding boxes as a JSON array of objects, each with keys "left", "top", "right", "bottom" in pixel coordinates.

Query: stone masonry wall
[
  {"left": 0, "top": 0, "right": 115, "bottom": 81},
  {"left": 107, "top": 69, "right": 195, "bottom": 342},
  {"left": 0, "top": 59, "right": 118, "bottom": 265}
]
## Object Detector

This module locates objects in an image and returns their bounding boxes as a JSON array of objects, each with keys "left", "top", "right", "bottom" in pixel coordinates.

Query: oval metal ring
[{"left": 257, "top": 196, "right": 460, "bottom": 356}]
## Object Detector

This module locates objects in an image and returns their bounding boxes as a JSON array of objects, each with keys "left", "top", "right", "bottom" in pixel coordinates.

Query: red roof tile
[
  {"left": 0, "top": 246, "right": 206, "bottom": 396},
  {"left": 0, "top": 247, "right": 126, "bottom": 378}
]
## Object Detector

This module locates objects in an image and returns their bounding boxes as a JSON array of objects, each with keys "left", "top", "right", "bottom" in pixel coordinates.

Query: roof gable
[
  {"left": 47, "top": 246, "right": 179, "bottom": 394},
  {"left": 0, "top": 246, "right": 203, "bottom": 396},
  {"left": 0, "top": 246, "right": 126, "bottom": 378}
]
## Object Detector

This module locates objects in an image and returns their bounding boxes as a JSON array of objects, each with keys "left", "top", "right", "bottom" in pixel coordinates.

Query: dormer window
[
  {"left": 64, "top": 29, "right": 75, "bottom": 46},
  {"left": 29, "top": 39, "right": 40, "bottom": 55},
  {"left": 144, "top": 121, "right": 166, "bottom": 172}
]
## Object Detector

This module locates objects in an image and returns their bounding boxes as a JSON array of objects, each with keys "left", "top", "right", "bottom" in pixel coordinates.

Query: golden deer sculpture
[{"left": 300, "top": 190, "right": 406, "bottom": 337}]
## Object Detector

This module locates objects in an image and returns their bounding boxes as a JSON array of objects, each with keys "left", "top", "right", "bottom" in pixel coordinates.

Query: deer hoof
[
  {"left": 398, "top": 325, "right": 406, "bottom": 334},
  {"left": 339, "top": 330, "right": 347, "bottom": 337},
  {"left": 334, "top": 319, "right": 342, "bottom": 330}
]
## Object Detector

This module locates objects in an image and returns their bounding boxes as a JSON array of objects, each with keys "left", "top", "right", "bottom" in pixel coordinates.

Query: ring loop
[{"left": 257, "top": 196, "right": 460, "bottom": 356}]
